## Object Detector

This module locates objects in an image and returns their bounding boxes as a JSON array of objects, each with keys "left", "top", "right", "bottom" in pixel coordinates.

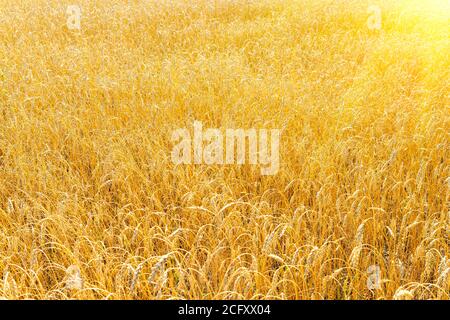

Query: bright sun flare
[{"left": 406, "top": 0, "right": 450, "bottom": 16}]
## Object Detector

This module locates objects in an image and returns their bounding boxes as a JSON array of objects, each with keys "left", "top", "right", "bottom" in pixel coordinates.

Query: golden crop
[{"left": 0, "top": 0, "right": 448, "bottom": 299}]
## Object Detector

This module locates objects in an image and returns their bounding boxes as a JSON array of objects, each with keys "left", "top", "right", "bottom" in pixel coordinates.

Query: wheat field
[{"left": 0, "top": 0, "right": 448, "bottom": 300}]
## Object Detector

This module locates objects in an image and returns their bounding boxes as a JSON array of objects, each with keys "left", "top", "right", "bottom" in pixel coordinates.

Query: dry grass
[{"left": 0, "top": 0, "right": 448, "bottom": 299}]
